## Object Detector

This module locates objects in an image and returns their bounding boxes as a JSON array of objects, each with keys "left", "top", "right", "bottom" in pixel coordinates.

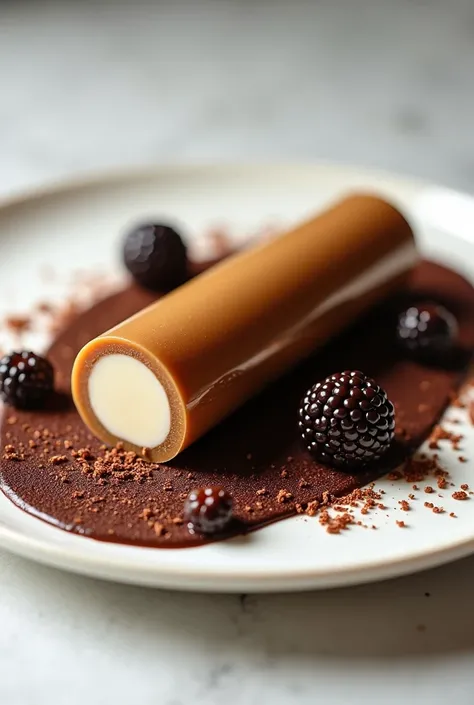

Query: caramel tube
[{"left": 72, "top": 194, "right": 417, "bottom": 462}]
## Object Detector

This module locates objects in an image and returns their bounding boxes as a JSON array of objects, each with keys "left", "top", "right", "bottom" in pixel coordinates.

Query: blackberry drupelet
[
  {"left": 184, "top": 487, "right": 233, "bottom": 535},
  {"left": 0, "top": 351, "right": 54, "bottom": 409},
  {"left": 397, "top": 303, "right": 458, "bottom": 362},
  {"left": 123, "top": 223, "right": 187, "bottom": 292},
  {"left": 299, "top": 370, "right": 395, "bottom": 470}
]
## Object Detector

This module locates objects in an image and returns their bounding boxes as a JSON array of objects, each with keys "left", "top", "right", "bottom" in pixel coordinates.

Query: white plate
[{"left": 1, "top": 162, "right": 474, "bottom": 593}]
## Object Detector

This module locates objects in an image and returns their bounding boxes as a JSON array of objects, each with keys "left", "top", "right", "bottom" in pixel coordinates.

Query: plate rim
[
  {"left": 0, "top": 159, "right": 434, "bottom": 211},
  {"left": 2, "top": 511, "right": 474, "bottom": 591}
]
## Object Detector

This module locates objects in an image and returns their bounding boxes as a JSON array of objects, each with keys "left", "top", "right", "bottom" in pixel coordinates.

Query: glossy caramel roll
[{"left": 72, "top": 194, "right": 417, "bottom": 461}]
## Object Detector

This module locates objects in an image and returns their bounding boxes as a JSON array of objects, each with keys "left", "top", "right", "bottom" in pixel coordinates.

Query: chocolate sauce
[{"left": 1, "top": 261, "right": 474, "bottom": 548}]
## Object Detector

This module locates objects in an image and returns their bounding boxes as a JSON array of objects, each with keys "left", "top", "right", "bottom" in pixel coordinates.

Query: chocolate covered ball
[{"left": 123, "top": 223, "right": 187, "bottom": 292}]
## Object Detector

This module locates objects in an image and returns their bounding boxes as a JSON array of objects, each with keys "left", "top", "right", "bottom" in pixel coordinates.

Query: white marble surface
[{"left": 2, "top": 1, "right": 474, "bottom": 703}]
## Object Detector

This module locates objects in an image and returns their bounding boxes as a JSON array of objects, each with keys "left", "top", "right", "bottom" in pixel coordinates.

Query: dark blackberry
[
  {"left": 397, "top": 303, "right": 458, "bottom": 362},
  {"left": 184, "top": 487, "right": 233, "bottom": 535},
  {"left": 0, "top": 351, "right": 54, "bottom": 409},
  {"left": 123, "top": 223, "right": 187, "bottom": 292},
  {"left": 298, "top": 370, "right": 395, "bottom": 470}
]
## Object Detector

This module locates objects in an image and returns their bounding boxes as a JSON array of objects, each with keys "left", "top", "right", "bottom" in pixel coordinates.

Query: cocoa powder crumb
[
  {"left": 461, "top": 483, "right": 469, "bottom": 491},
  {"left": 277, "top": 489, "right": 293, "bottom": 504},
  {"left": 424, "top": 486, "right": 434, "bottom": 494},
  {"left": 399, "top": 500, "right": 410, "bottom": 511},
  {"left": 5, "top": 315, "right": 31, "bottom": 334},
  {"left": 424, "top": 502, "right": 434, "bottom": 509},
  {"left": 325, "top": 512, "right": 353, "bottom": 534},
  {"left": 396, "top": 520, "right": 406, "bottom": 528},
  {"left": 77, "top": 448, "right": 94, "bottom": 460},
  {"left": 458, "top": 456, "right": 467, "bottom": 463},
  {"left": 7, "top": 416, "right": 17, "bottom": 426},
  {"left": 49, "top": 455, "right": 68, "bottom": 465},
  {"left": 37, "top": 302, "right": 54, "bottom": 314},
  {"left": 256, "top": 488, "right": 268, "bottom": 497},
  {"left": 387, "top": 471, "right": 402, "bottom": 481},
  {"left": 428, "top": 425, "right": 463, "bottom": 451},
  {"left": 319, "top": 509, "right": 330, "bottom": 525},
  {"left": 153, "top": 522, "right": 166, "bottom": 536},
  {"left": 321, "top": 490, "right": 332, "bottom": 505},
  {"left": 305, "top": 500, "right": 320, "bottom": 516},
  {"left": 452, "top": 491, "right": 469, "bottom": 500}
]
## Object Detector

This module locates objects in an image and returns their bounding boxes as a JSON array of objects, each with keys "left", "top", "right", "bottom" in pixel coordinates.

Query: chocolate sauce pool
[{"left": 1, "top": 261, "right": 474, "bottom": 548}]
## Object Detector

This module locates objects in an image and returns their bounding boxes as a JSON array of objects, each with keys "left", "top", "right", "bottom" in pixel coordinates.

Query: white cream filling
[{"left": 88, "top": 354, "right": 170, "bottom": 449}]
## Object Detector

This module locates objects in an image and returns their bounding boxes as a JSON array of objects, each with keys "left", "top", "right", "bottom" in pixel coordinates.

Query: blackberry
[
  {"left": 397, "top": 303, "right": 458, "bottom": 362},
  {"left": 184, "top": 487, "right": 233, "bottom": 535},
  {"left": 123, "top": 223, "right": 187, "bottom": 292},
  {"left": 0, "top": 351, "right": 54, "bottom": 409},
  {"left": 298, "top": 370, "right": 395, "bottom": 470}
]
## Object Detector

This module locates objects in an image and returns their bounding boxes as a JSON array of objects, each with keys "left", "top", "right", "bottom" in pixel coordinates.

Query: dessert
[
  {"left": 0, "top": 351, "right": 54, "bottom": 409},
  {"left": 123, "top": 223, "right": 187, "bottom": 291},
  {"left": 0, "top": 193, "right": 473, "bottom": 549},
  {"left": 397, "top": 303, "right": 459, "bottom": 362},
  {"left": 184, "top": 487, "right": 234, "bottom": 535},
  {"left": 72, "top": 194, "right": 416, "bottom": 463},
  {"left": 298, "top": 371, "right": 395, "bottom": 469}
]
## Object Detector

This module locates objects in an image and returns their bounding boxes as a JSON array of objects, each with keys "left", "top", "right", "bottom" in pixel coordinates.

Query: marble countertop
[{"left": 1, "top": 1, "right": 474, "bottom": 703}]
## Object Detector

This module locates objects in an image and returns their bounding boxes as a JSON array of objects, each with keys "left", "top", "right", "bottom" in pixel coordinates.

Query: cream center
[{"left": 88, "top": 354, "right": 171, "bottom": 449}]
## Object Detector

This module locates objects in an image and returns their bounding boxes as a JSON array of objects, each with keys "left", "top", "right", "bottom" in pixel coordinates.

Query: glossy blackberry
[
  {"left": 397, "top": 303, "right": 458, "bottom": 362},
  {"left": 184, "top": 487, "right": 233, "bottom": 535},
  {"left": 123, "top": 223, "right": 187, "bottom": 292},
  {"left": 298, "top": 370, "right": 395, "bottom": 470},
  {"left": 0, "top": 351, "right": 54, "bottom": 409}
]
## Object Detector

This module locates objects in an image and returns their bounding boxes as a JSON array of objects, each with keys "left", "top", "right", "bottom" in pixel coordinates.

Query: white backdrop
[{"left": 1, "top": 0, "right": 474, "bottom": 195}]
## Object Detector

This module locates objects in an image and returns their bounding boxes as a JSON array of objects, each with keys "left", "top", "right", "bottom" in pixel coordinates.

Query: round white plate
[{"left": 1, "top": 162, "right": 474, "bottom": 593}]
